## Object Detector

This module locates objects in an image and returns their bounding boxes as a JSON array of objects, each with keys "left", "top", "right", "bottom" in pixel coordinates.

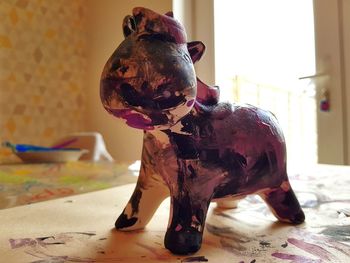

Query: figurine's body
[{"left": 100, "top": 7, "right": 305, "bottom": 255}]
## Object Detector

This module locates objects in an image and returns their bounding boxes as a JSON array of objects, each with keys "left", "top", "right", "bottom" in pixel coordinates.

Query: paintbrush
[{"left": 2, "top": 142, "right": 80, "bottom": 153}]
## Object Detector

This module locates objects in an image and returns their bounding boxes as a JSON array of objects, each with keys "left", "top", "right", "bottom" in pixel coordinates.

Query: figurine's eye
[{"left": 123, "top": 15, "right": 136, "bottom": 37}]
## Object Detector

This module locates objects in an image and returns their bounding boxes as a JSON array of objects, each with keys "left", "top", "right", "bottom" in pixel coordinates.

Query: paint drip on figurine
[{"left": 100, "top": 7, "right": 305, "bottom": 255}]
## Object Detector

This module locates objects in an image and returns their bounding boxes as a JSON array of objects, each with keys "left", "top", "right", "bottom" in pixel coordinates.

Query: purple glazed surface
[{"left": 100, "top": 7, "right": 304, "bottom": 255}]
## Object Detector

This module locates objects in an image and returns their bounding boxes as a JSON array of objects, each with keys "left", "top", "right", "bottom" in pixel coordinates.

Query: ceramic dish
[{"left": 15, "top": 149, "right": 88, "bottom": 163}]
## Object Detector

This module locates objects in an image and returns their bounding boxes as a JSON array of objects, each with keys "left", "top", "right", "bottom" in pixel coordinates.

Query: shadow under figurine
[{"left": 100, "top": 7, "right": 305, "bottom": 255}]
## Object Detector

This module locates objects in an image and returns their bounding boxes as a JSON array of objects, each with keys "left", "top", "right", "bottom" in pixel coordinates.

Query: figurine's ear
[
  {"left": 123, "top": 15, "right": 136, "bottom": 38},
  {"left": 187, "top": 41, "right": 205, "bottom": 63},
  {"left": 165, "top": 11, "right": 174, "bottom": 17}
]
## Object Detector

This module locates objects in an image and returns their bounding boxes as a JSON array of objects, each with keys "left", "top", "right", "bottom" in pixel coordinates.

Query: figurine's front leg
[
  {"left": 115, "top": 162, "right": 169, "bottom": 231},
  {"left": 164, "top": 159, "right": 213, "bottom": 254},
  {"left": 164, "top": 191, "right": 211, "bottom": 254}
]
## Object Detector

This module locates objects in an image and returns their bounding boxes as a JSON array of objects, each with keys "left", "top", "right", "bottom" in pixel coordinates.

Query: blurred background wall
[
  {"left": 0, "top": 0, "right": 172, "bottom": 162},
  {"left": 0, "top": 0, "right": 88, "bottom": 147}
]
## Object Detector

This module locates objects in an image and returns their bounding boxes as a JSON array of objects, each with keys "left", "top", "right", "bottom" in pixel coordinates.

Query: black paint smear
[
  {"left": 187, "top": 164, "right": 197, "bottom": 179},
  {"left": 180, "top": 115, "right": 196, "bottom": 134},
  {"left": 205, "top": 148, "right": 246, "bottom": 172},
  {"left": 115, "top": 212, "right": 138, "bottom": 229},
  {"left": 41, "top": 241, "right": 65, "bottom": 245},
  {"left": 219, "top": 238, "right": 246, "bottom": 254},
  {"left": 134, "top": 12, "right": 144, "bottom": 27},
  {"left": 206, "top": 223, "right": 250, "bottom": 243},
  {"left": 198, "top": 148, "right": 248, "bottom": 199},
  {"left": 169, "top": 133, "right": 198, "bottom": 159},
  {"left": 108, "top": 59, "right": 121, "bottom": 73},
  {"left": 141, "top": 81, "right": 149, "bottom": 92},
  {"left": 131, "top": 188, "right": 142, "bottom": 215},
  {"left": 222, "top": 150, "right": 247, "bottom": 170},
  {"left": 65, "top": 232, "right": 96, "bottom": 236},
  {"left": 181, "top": 255, "right": 208, "bottom": 262},
  {"left": 36, "top": 236, "right": 65, "bottom": 246},
  {"left": 248, "top": 151, "right": 277, "bottom": 186},
  {"left": 259, "top": 240, "right": 271, "bottom": 248},
  {"left": 337, "top": 209, "right": 350, "bottom": 217},
  {"left": 99, "top": 238, "right": 107, "bottom": 241},
  {"left": 145, "top": 20, "right": 155, "bottom": 32},
  {"left": 119, "top": 65, "right": 129, "bottom": 74},
  {"left": 119, "top": 82, "right": 186, "bottom": 110},
  {"left": 320, "top": 225, "right": 350, "bottom": 242},
  {"left": 153, "top": 93, "right": 186, "bottom": 110},
  {"left": 122, "top": 16, "right": 136, "bottom": 37},
  {"left": 214, "top": 212, "right": 237, "bottom": 220},
  {"left": 281, "top": 242, "right": 288, "bottom": 248},
  {"left": 100, "top": 78, "right": 119, "bottom": 102},
  {"left": 148, "top": 112, "right": 169, "bottom": 126},
  {"left": 36, "top": 236, "right": 54, "bottom": 241},
  {"left": 250, "top": 260, "right": 256, "bottom": 263},
  {"left": 201, "top": 96, "right": 219, "bottom": 106},
  {"left": 119, "top": 83, "right": 142, "bottom": 107},
  {"left": 138, "top": 33, "right": 176, "bottom": 43},
  {"left": 198, "top": 149, "right": 219, "bottom": 167},
  {"left": 123, "top": 25, "right": 133, "bottom": 38},
  {"left": 169, "top": 193, "right": 194, "bottom": 229},
  {"left": 179, "top": 111, "right": 214, "bottom": 138}
]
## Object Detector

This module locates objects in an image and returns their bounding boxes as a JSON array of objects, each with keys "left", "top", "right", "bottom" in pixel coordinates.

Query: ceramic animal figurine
[{"left": 100, "top": 7, "right": 305, "bottom": 255}]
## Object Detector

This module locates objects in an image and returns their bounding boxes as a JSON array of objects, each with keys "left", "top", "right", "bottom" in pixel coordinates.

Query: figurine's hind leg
[
  {"left": 115, "top": 164, "right": 169, "bottom": 231},
  {"left": 259, "top": 181, "right": 305, "bottom": 224}
]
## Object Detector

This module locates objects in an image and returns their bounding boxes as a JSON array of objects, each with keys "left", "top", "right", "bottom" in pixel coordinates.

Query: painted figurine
[{"left": 100, "top": 7, "right": 305, "bottom": 255}]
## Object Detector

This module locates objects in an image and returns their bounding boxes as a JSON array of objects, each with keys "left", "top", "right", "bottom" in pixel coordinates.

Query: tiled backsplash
[{"left": 0, "top": 0, "right": 88, "bottom": 146}]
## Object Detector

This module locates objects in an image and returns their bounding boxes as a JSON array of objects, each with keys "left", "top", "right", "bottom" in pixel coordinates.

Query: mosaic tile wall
[{"left": 0, "top": 0, "right": 88, "bottom": 146}]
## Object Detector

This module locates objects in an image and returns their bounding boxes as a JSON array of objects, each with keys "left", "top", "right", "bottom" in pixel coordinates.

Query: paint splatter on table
[
  {"left": 0, "top": 161, "right": 137, "bottom": 209},
  {"left": 0, "top": 165, "right": 349, "bottom": 262}
]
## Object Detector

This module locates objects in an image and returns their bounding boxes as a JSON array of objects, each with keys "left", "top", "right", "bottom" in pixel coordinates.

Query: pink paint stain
[
  {"left": 175, "top": 224, "right": 183, "bottom": 232},
  {"left": 272, "top": 252, "right": 322, "bottom": 263},
  {"left": 109, "top": 108, "right": 154, "bottom": 130},
  {"left": 287, "top": 238, "right": 334, "bottom": 261},
  {"left": 186, "top": 99, "right": 195, "bottom": 107},
  {"left": 125, "top": 113, "right": 154, "bottom": 130},
  {"left": 9, "top": 238, "right": 37, "bottom": 249}
]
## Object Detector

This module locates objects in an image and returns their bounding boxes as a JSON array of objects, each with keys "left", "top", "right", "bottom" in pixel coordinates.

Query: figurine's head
[{"left": 100, "top": 7, "right": 205, "bottom": 130}]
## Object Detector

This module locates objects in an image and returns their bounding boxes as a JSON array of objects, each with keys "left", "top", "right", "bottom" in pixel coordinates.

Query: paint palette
[{"left": 15, "top": 149, "right": 88, "bottom": 163}]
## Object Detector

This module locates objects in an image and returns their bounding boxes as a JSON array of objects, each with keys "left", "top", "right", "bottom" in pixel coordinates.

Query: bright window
[{"left": 214, "top": 0, "right": 317, "bottom": 167}]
